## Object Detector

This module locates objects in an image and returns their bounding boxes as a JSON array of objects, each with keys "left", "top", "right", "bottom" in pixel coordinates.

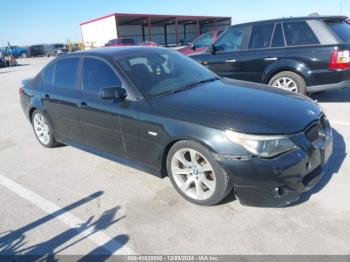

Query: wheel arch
[
  {"left": 29, "top": 107, "right": 37, "bottom": 122},
  {"left": 160, "top": 136, "right": 217, "bottom": 178},
  {"left": 263, "top": 59, "right": 310, "bottom": 86},
  {"left": 28, "top": 96, "right": 46, "bottom": 121}
]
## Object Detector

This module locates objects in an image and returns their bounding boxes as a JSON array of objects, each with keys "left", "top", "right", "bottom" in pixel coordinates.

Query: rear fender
[{"left": 263, "top": 59, "right": 310, "bottom": 85}]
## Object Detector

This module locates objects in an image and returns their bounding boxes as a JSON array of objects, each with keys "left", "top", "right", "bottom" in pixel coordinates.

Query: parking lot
[{"left": 0, "top": 57, "right": 349, "bottom": 256}]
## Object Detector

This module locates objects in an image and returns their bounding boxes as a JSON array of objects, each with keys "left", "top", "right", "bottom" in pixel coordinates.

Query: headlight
[{"left": 225, "top": 130, "right": 297, "bottom": 158}]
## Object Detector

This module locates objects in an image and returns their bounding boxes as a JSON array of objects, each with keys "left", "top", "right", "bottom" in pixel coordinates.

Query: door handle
[
  {"left": 264, "top": 57, "right": 278, "bottom": 61},
  {"left": 43, "top": 94, "right": 50, "bottom": 99},
  {"left": 79, "top": 102, "right": 88, "bottom": 109},
  {"left": 225, "top": 59, "right": 236, "bottom": 63}
]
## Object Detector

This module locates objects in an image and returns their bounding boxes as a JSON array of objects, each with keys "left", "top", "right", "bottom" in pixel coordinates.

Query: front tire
[
  {"left": 268, "top": 71, "right": 307, "bottom": 95},
  {"left": 166, "top": 140, "right": 234, "bottom": 206},
  {"left": 31, "top": 110, "right": 58, "bottom": 148}
]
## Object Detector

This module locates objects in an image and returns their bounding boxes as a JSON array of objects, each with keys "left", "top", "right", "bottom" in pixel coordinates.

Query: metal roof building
[{"left": 80, "top": 13, "right": 231, "bottom": 48}]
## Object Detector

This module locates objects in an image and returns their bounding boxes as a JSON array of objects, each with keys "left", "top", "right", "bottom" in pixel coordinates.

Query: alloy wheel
[
  {"left": 33, "top": 113, "right": 51, "bottom": 145},
  {"left": 170, "top": 148, "right": 216, "bottom": 200},
  {"left": 272, "top": 77, "right": 298, "bottom": 92}
]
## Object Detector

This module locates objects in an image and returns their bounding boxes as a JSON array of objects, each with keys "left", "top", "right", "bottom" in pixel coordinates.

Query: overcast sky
[{"left": 1, "top": 0, "right": 349, "bottom": 46}]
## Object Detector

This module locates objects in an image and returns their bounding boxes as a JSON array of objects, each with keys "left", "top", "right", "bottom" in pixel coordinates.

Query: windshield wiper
[
  {"left": 182, "top": 77, "right": 220, "bottom": 89},
  {"left": 154, "top": 77, "right": 220, "bottom": 97}
]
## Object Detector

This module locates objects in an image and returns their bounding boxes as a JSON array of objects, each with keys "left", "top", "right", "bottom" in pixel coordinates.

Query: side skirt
[{"left": 57, "top": 139, "right": 163, "bottom": 178}]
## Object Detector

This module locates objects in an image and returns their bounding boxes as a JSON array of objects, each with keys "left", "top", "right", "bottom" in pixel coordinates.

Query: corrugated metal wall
[
  {"left": 82, "top": 15, "right": 232, "bottom": 47},
  {"left": 118, "top": 25, "right": 143, "bottom": 43}
]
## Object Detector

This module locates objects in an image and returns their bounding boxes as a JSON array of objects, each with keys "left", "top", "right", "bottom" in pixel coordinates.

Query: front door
[{"left": 78, "top": 57, "right": 140, "bottom": 160}]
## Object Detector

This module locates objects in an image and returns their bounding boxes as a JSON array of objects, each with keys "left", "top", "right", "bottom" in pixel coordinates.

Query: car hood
[
  {"left": 178, "top": 46, "right": 207, "bottom": 55},
  {"left": 149, "top": 79, "right": 321, "bottom": 134}
]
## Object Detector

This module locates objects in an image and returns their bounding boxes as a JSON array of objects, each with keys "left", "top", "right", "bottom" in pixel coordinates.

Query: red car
[
  {"left": 178, "top": 30, "right": 223, "bottom": 55},
  {"left": 139, "top": 40, "right": 159, "bottom": 47}
]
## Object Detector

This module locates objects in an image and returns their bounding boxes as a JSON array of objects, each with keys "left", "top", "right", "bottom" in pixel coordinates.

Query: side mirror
[
  {"left": 209, "top": 44, "right": 217, "bottom": 55},
  {"left": 99, "top": 86, "right": 126, "bottom": 100},
  {"left": 188, "top": 42, "right": 195, "bottom": 50}
]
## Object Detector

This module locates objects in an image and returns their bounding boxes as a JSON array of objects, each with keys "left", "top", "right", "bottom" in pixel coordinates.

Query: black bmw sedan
[{"left": 19, "top": 47, "right": 333, "bottom": 206}]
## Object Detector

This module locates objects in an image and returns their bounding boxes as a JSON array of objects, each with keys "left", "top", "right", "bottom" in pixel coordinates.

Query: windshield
[
  {"left": 324, "top": 19, "right": 350, "bottom": 42},
  {"left": 193, "top": 32, "right": 214, "bottom": 48},
  {"left": 117, "top": 49, "right": 217, "bottom": 96}
]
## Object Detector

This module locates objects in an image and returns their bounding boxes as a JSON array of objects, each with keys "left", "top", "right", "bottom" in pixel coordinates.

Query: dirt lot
[{"left": 0, "top": 57, "right": 349, "bottom": 256}]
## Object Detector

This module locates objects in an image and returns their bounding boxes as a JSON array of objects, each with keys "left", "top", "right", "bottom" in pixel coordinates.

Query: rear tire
[
  {"left": 31, "top": 110, "right": 58, "bottom": 148},
  {"left": 268, "top": 71, "right": 307, "bottom": 95},
  {"left": 166, "top": 140, "right": 234, "bottom": 206}
]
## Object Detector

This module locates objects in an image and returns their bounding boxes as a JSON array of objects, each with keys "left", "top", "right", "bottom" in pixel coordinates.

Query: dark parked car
[
  {"left": 45, "top": 44, "right": 66, "bottom": 57},
  {"left": 20, "top": 47, "right": 333, "bottom": 206},
  {"left": 29, "top": 45, "right": 46, "bottom": 57},
  {"left": 0, "top": 56, "right": 6, "bottom": 68},
  {"left": 191, "top": 16, "right": 350, "bottom": 94},
  {"left": 105, "top": 38, "right": 136, "bottom": 47}
]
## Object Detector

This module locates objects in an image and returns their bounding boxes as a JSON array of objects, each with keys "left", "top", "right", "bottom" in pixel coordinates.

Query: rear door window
[
  {"left": 283, "top": 21, "right": 320, "bottom": 46},
  {"left": 53, "top": 58, "right": 79, "bottom": 89},
  {"left": 271, "top": 23, "right": 285, "bottom": 48},
  {"left": 83, "top": 58, "right": 121, "bottom": 94},
  {"left": 324, "top": 19, "right": 350, "bottom": 42},
  {"left": 248, "top": 23, "right": 274, "bottom": 49}
]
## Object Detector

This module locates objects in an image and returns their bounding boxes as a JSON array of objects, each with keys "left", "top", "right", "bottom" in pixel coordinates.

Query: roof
[
  {"left": 230, "top": 15, "right": 348, "bottom": 27},
  {"left": 65, "top": 46, "right": 174, "bottom": 58},
  {"left": 80, "top": 13, "right": 231, "bottom": 26}
]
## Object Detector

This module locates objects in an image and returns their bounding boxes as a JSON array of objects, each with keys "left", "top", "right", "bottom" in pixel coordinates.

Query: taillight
[{"left": 329, "top": 49, "right": 350, "bottom": 70}]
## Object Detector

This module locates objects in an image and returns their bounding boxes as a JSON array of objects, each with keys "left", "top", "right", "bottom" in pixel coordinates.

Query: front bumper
[{"left": 217, "top": 127, "right": 333, "bottom": 207}]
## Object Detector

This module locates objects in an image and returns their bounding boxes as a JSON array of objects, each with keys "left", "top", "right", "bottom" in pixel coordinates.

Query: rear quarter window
[
  {"left": 324, "top": 19, "right": 350, "bottom": 42},
  {"left": 283, "top": 21, "right": 320, "bottom": 46}
]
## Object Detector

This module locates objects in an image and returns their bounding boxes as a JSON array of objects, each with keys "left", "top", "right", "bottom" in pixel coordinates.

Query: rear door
[
  {"left": 238, "top": 23, "right": 286, "bottom": 83},
  {"left": 201, "top": 25, "right": 250, "bottom": 79},
  {"left": 42, "top": 57, "right": 82, "bottom": 143}
]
